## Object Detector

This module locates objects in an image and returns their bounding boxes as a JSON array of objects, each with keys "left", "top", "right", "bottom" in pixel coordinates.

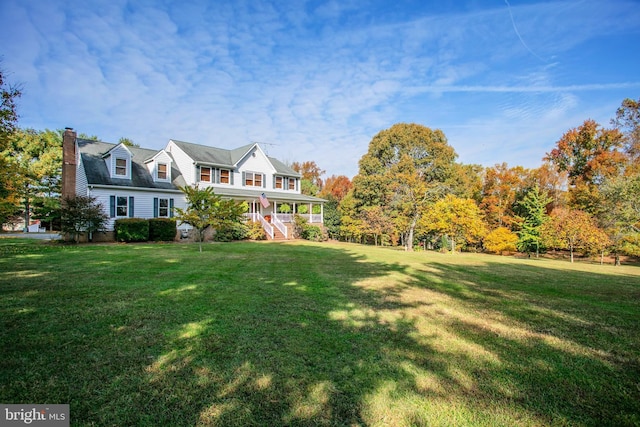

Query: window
[
  {"left": 220, "top": 169, "right": 230, "bottom": 184},
  {"left": 159, "top": 198, "right": 169, "bottom": 217},
  {"left": 275, "top": 176, "right": 283, "bottom": 189},
  {"left": 116, "top": 196, "right": 128, "bottom": 217},
  {"left": 200, "top": 166, "right": 211, "bottom": 182},
  {"left": 115, "top": 158, "right": 127, "bottom": 176},
  {"left": 157, "top": 163, "right": 168, "bottom": 180},
  {"left": 154, "top": 197, "right": 173, "bottom": 218},
  {"left": 288, "top": 178, "right": 296, "bottom": 190},
  {"left": 244, "top": 172, "right": 263, "bottom": 187}
]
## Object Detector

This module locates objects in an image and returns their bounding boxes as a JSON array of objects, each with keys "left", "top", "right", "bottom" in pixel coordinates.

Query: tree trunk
[
  {"left": 615, "top": 254, "right": 621, "bottom": 266},
  {"left": 407, "top": 215, "right": 419, "bottom": 251},
  {"left": 450, "top": 236, "right": 456, "bottom": 253},
  {"left": 570, "top": 244, "right": 574, "bottom": 263}
]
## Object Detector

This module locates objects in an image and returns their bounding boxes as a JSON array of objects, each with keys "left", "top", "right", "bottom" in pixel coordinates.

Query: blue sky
[{"left": 1, "top": 0, "right": 639, "bottom": 178}]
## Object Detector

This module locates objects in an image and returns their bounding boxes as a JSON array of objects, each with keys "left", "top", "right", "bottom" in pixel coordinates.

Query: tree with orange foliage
[
  {"left": 319, "top": 174, "right": 352, "bottom": 201},
  {"left": 546, "top": 119, "right": 626, "bottom": 214},
  {"left": 480, "top": 163, "right": 531, "bottom": 229}
]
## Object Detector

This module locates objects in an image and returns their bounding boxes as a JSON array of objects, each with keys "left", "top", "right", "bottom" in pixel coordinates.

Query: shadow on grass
[{"left": 1, "top": 240, "right": 639, "bottom": 425}]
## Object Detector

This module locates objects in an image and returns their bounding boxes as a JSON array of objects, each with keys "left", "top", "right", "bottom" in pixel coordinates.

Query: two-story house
[{"left": 61, "top": 128, "right": 325, "bottom": 240}]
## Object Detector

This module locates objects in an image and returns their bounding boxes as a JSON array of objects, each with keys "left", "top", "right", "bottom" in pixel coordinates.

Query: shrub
[
  {"left": 246, "top": 221, "right": 266, "bottom": 240},
  {"left": 115, "top": 218, "right": 149, "bottom": 242},
  {"left": 484, "top": 227, "right": 518, "bottom": 254},
  {"left": 214, "top": 222, "right": 249, "bottom": 242},
  {"left": 149, "top": 218, "right": 177, "bottom": 241},
  {"left": 297, "top": 204, "right": 308, "bottom": 214},
  {"left": 302, "top": 224, "right": 325, "bottom": 241},
  {"left": 278, "top": 204, "right": 291, "bottom": 214}
]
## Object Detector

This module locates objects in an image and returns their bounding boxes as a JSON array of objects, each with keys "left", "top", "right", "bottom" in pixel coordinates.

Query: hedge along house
[{"left": 61, "top": 128, "right": 325, "bottom": 240}]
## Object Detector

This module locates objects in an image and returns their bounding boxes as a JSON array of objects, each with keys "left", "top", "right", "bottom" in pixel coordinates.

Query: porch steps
[{"left": 268, "top": 224, "right": 293, "bottom": 241}]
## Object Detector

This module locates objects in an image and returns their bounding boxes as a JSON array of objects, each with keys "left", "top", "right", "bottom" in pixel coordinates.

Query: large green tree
[
  {"left": 0, "top": 65, "right": 22, "bottom": 226},
  {"left": 352, "top": 123, "right": 457, "bottom": 250},
  {"left": 515, "top": 185, "right": 552, "bottom": 257},
  {"left": 2, "top": 128, "right": 62, "bottom": 229}
]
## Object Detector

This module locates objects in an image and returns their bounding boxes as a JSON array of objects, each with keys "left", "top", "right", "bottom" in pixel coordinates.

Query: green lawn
[{"left": 1, "top": 238, "right": 639, "bottom": 426}]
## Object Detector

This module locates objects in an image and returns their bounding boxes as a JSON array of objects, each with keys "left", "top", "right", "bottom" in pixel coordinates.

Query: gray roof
[
  {"left": 171, "top": 139, "right": 301, "bottom": 177},
  {"left": 77, "top": 139, "right": 186, "bottom": 190}
]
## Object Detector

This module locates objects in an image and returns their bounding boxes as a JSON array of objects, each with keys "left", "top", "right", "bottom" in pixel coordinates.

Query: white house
[{"left": 61, "top": 128, "right": 325, "bottom": 240}]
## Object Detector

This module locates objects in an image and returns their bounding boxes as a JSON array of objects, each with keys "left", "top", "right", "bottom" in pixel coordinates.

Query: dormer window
[
  {"left": 115, "top": 158, "right": 127, "bottom": 176},
  {"left": 157, "top": 163, "right": 168, "bottom": 180}
]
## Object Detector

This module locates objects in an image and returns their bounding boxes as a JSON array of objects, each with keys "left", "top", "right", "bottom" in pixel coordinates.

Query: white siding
[
  {"left": 87, "top": 187, "right": 186, "bottom": 230},
  {"left": 76, "top": 155, "right": 88, "bottom": 196},
  {"left": 166, "top": 140, "right": 196, "bottom": 184}
]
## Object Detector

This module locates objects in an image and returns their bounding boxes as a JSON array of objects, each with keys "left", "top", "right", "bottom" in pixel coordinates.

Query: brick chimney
[{"left": 62, "top": 127, "right": 77, "bottom": 199}]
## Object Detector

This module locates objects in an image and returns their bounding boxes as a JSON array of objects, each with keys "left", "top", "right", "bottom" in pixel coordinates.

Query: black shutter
[
  {"left": 169, "top": 198, "right": 174, "bottom": 218},
  {"left": 242, "top": 172, "right": 246, "bottom": 186},
  {"left": 153, "top": 197, "right": 159, "bottom": 218},
  {"left": 129, "top": 197, "right": 134, "bottom": 217},
  {"left": 109, "top": 195, "right": 116, "bottom": 218},
  {"left": 262, "top": 174, "right": 266, "bottom": 188}
]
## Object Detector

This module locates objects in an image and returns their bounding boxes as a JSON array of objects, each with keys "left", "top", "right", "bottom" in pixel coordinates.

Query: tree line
[{"left": 297, "top": 99, "right": 640, "bottom": 265}]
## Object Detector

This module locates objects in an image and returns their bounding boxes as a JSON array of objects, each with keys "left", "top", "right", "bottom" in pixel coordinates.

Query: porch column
[
  {"left": 309, "top": 203, "right": 313, "bottom": 223},
  {"left": 274, "top": 200, "right": 277, "bottom": 221},
  {"left": 321, "top": 203, "right": 324, "bottom": 224}
]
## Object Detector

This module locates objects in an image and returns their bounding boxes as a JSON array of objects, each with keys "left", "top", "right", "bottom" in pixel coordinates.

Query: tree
[
  {"left": 515, "top": 185, "right": 552, "bottom": 257},
  {"left": 542, "top": 208, "right": 605, "bottom": 263},
  {"left": 353, "top": 123, "right": 457, "bottom": 250},
  {"left": 291, "top": 161, "right": 325, "bottom": 196},
  {"left": 60, "top": 195, "right": 109, "bottom": 243},
  {"left": 361, "top": 205, "right": 393, "bottom": 246},
  {"left": 480, "top": 163, "right": 531, "bottom": 229},
  {"left": 420, "top": 194, "right": 487, "bottom": 253},
  {"left": 0, "top": 64, "right": 21, "bottom": 149},
  {"left": 599, "top": 173, "right": 640, "bottom": 265},
  {"left": 2, "top": 129, "right": 62, "bottom": 230},
  {"left": 612, "top": 97, "right": 640, "bottom": 171},
  {"left": 174, "top": 185, "right": 247, "bottom": 252},
  {"left": 484, "top": 227, "right": 519, "bottom": 255},
  {"left": 319, "top": 175, "right": 352, "bottom": 201},
  {"left": 0, "top": 64, "right": 22, "bottom": 226},
  {"left": 119, "top": 137, "right": 139, "bottom": 148},
  {"left": 448, "top": 163, "right": 484, "bottom": 202},
  {"left": 531, "top": 161, "right": 569, "bottom": 210},
  {"left": 546, "top": 119, "right": 627, "bottom": 214}
]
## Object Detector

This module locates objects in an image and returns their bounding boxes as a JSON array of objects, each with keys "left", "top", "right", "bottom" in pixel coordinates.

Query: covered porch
[{"left": 213, "top": 187, "right": 326, "bottom": 240}]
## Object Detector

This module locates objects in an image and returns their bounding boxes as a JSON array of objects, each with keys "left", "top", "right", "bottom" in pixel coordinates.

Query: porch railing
[
  {"left": 274, "top": 213, "right": 323, "bottom": 224},
  {"left": 272, "top": 214, "right": 288, "bottom": 239}
]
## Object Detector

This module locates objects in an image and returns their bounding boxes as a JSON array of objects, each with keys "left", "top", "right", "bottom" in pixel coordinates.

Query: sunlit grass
[{"left": 0, "top": 238, "right": 639, "bottom": 426}]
